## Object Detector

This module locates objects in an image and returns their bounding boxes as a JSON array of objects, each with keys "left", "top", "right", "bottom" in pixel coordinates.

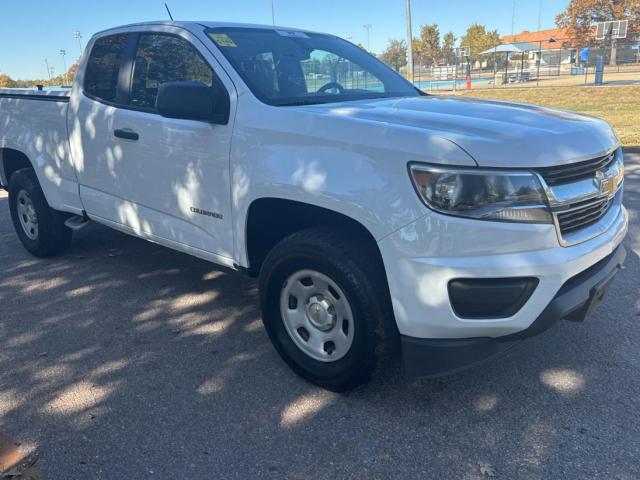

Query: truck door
[{"left": 70, "top": 30, "right": 237, "bottom": 264}]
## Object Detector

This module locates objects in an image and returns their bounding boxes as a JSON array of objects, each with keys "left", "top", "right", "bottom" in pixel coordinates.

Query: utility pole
[
  {"left": 363, "top": 24, "right": 372, "bottom": 51},
  {"left": 511, "top": 1, "right": 516, "bottom": 35},
  {"left": 405, "top": 0, "right": 414, "bottom": 82},
  {"left": 73, "top": 31, "right": 84, "bottom": 57},
  {"left": 59, "top": 49, "right": 68, "bottom": 85},
  {"left": 271, "top": 0, "right": 275, "bottom": 25},
  {"left": 44, "top": 59, "right": 51, "bottom": 80}
]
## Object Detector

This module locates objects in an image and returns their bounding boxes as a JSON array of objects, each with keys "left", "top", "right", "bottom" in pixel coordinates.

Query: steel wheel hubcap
[
  {"left": 16, "top": 190, "right": 38, "bottom": 240},
  {"left": 280, "top": 270, "right": 354, "bottom": 362}
]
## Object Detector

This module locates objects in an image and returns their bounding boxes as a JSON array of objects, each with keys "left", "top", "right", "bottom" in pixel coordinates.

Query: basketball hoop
[
  {"left": 595, "top": 20, "right": 629, "bottom": 40},
  {"left": 455, "top": 47, "right": 470, "bottom": 58}
]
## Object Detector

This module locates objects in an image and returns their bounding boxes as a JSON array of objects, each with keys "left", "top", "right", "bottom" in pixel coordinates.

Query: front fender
[{"left": 230, "top": 101, "right": 475, "bottom": 267}]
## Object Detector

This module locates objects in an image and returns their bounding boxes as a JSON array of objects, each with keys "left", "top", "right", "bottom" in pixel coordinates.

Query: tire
[
  {"left": 259, "top": 227, "right": 395, "bottom": 391},
  {"left": 8, "top": 169, "right": 72, "bottom": 257}
]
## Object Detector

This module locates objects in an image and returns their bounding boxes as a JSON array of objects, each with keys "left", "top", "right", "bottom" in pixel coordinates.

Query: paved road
[{"left": 1, "top": 151, "right": 639, "bottom": 480}]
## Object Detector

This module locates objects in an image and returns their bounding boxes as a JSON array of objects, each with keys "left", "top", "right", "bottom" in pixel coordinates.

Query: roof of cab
[{"left": 94, "top": 20, "right": 323, "bottom": 37}]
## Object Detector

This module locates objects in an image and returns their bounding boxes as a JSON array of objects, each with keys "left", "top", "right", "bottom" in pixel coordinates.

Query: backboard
[
  {"left": 596, "top": 20, "right": 629, "bottom": 40},
  {"left": 455, "top": 47, "right": 470, "bottom": 58}
]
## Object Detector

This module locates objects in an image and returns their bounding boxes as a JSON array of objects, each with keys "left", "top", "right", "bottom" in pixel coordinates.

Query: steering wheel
[{"left": 317, "top": 82, "right": 345, "bottom": 94}]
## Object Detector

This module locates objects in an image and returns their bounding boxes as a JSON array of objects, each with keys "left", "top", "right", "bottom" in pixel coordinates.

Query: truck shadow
[{"left": 0, "top": 149, "right": 638, "bottom": 479}]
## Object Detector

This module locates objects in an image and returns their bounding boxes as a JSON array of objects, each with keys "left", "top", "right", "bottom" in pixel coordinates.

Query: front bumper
[
  {"left": 378, "top": 203, "right": 628, "bottom": 339},
  {"left": 400, "top": 244, "right": 626, "bottom": 377},
  {"left": 377, "top": 198, "right": 628, "bottom": 377}
]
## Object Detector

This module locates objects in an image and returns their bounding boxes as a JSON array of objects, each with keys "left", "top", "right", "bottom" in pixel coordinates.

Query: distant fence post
[
  {"left": 537, "top": 40, "right": 542, "bottom": 87},
  {"left": 453, "top": 54, "right": 458, "bottom": 92},
  {"left": 493, "top": 44, "right": 498, "bottom": 88},
  {"left": 558, "top": 46, "right": 562, "bottom": 76},
  {"left": 584, "top": 62, "right": 588, "bottom": 85}
]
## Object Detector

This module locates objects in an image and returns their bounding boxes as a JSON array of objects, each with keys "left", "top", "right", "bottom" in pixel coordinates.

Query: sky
[{"left": 0, "top": 0, "right": 569, "bottom": 79}]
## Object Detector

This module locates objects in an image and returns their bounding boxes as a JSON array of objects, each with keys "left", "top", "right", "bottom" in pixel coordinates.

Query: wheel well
[
  {"left": 1, "top": 148, "right": 33, "bottom": 188},
  {"left": 246, "top": 198, "right": 384, "bottom": 277}
]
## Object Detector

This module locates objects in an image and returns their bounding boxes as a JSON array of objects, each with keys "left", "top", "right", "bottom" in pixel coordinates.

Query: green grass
[{"left": 451, "top": 85, "right": 640, "bottom": 147}]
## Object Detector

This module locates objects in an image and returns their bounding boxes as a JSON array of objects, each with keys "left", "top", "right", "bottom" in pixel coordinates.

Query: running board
[{"left": 64, "top": 214, "right": 91, "bottom": 231}]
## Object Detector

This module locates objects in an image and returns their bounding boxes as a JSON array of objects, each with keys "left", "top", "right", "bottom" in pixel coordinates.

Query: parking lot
[{"left": 0, "top": 150, "right": 638, "bottom": 480}]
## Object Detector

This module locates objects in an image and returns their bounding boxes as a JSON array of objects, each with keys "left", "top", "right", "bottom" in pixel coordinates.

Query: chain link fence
[{"left": 400, "top": 39, "right": 640, "bottom": 92}]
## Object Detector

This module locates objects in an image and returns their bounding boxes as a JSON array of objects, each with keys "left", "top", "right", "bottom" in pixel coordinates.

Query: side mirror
[{"left": 156, "top": 81, "right": 214, "bottom": 121}]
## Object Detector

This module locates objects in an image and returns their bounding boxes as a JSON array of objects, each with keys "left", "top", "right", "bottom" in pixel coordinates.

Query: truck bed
[{"left": 0, "top": 87, "right": 83, "bottom": 215}]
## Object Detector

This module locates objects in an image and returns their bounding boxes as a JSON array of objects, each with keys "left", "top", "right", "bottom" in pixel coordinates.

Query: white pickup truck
[{"left": 0, "top": 21, "right": 628, "bottom": 391}]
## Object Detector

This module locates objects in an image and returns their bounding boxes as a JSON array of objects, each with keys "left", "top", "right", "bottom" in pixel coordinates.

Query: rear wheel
[
  {"left": 259, "top": 227, "right": 393, "bottom": 391},
  {"left": 8, "top": 169, "right": 72, "bottom": 257}
]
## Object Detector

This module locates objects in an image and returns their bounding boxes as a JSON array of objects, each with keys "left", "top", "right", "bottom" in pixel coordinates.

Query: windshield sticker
[
  {"left": 210, "top": 33, "right": 237, "bottom": 47},
  {"left": 276, "top": 30, "right": 310, "bottom": 39}
]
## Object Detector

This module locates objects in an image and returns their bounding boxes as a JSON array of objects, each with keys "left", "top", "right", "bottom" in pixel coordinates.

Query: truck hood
[{"left": 296, "top": 96, "right": 618, "bottom": 168}]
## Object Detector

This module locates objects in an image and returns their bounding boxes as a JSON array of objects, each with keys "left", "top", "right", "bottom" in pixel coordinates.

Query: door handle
[{"left": 114, "top": 128, "right": 139, "bottom": 141}]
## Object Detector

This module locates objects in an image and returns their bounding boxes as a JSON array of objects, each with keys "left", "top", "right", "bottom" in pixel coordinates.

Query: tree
[
  {"left": 417, "top": 23, "right": 441, "bottom": 66},
  {"left": 442, "top": 32, "right": 457, "bottom": 65},
  {"left": 556, "top": 0, "right": 640, "bottom": 65},
  {"left": 0, "top": 74, "right": 18, "bottom": 88},
  {"left": 380, "top": 39, "right": 407, "bottom": 71},
  {"left": 460, "top": 23, "right": 501, "bottom": 60},
  {"left": 411, "top": 38, "right": 424, "bottom": 65},
  {"left": 4, "top": 60, "right": 80, "bottom": 89}
]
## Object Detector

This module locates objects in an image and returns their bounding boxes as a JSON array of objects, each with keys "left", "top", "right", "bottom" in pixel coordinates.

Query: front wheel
[
  {"left": 8, "top": 169, "right": 72, "bottom": 257},
  {"left": 259, "top": 227, "right": 393, "bottom": 391}
]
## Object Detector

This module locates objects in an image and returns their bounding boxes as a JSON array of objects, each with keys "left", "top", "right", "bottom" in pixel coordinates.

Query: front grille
[
  {"left": 536, "top": 151, "right": 616, "bottom": 186},
  {"left": 555, "top": 195, "right": 614, "bottom": 235}
]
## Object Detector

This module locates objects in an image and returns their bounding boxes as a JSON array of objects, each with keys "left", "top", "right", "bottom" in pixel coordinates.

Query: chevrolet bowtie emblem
[{"left": 594, "top": 169, "right": 617, "bottom": 197}]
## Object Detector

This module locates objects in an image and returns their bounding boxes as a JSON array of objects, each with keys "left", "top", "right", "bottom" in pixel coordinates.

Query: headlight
[{"left": 409, "top": 164, "right": 552, "bottom": 223}]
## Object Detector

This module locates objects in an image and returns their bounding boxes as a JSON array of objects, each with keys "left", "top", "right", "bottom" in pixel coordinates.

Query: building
[
  {"left": 502, "top": 28, "right": 578, "bottom": 49},
  {"left": 502, "top": 28, "right": 582, "bottom": 66}
]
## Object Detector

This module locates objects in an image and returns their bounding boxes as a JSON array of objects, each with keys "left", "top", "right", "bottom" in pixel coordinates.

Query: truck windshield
[{"left": 205, "top": 28, "right": 421, "bottom": 106}]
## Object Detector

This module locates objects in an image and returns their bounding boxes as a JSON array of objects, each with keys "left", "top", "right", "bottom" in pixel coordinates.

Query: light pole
[
  {"left": 73, "top": 31, "right": 83, "bottom": 57},
  {"left": 537, "top": 0, "right": 543, "bottom": 31},
  {"left": 59, "top": 49, "right": 68, "bottom": 85},
  {"left": 271, "top": 0, "right": 275, "bottom": 25},
  {"left": 405, "top": 0, "right": 414, "bottom": 82},
  {"left": 363, "top": 24, "right": 372, "bottom": 51}
]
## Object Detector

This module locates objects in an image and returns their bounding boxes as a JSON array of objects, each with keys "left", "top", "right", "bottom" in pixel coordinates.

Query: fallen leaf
[{"left": 479, "top": 462, "right": 496, "bottom": 477}]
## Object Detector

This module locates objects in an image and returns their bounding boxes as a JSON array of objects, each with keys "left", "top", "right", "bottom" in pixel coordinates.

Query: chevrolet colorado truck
[{"left": 0, "top": 22, "right": 628, "bottom": 391}]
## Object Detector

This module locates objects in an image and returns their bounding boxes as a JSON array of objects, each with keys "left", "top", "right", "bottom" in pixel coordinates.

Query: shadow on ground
[{"left": 0, "top": 150, "right": 639, "bottom": 479}]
